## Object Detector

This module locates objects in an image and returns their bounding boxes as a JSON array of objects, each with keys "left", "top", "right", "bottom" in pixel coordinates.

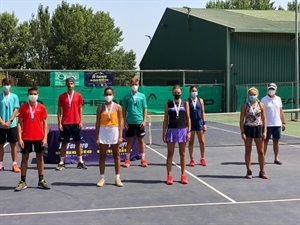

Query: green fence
[
  {"left": 236, "top": 83, "right": 300, "bottom": 111},
  {"left": 12, "top": 85, "right": 223, "bottom": 114}
]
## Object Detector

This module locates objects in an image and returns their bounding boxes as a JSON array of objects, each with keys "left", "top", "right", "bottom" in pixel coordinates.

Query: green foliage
[
  {"left": 287, "top": 1, "right": 300, "bottom": 10},
  {"left": 0, "top": 1, "right": 136, "bottom": 86},
  {"left": 206, "top": 0, "right": 276, "bottom": 9}
]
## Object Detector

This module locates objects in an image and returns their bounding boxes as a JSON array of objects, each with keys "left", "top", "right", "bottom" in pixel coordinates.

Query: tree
[
  {"left": 49, "top": 1, "right": 136, "bottom": 70},
  {"left": 0, "top": 13, "right": 29, "bottom": 69},
  {"left": 287, "top": 1, "right": 300, "bottom": 10},
  {"left": 206, "top": 0, "right": 276, "bottom": 10},
  {"left": 27, "top": 4, "right": 51, "bottom": 69}
]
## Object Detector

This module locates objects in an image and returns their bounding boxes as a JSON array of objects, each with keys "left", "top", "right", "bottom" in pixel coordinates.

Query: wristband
[
  {"left": 282, "top": 123, "right": 286, "bottom": 125},
  {"left": 241, "top": 132, "right": 245, "bottom": 134},
  {"left": 203, "top": 121, "right": 206, "bottom": 125}
]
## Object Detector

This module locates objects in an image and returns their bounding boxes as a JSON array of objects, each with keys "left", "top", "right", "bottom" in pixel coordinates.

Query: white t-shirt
[{"left": 261, "top": 95, "right": 283, "bottom": 127}]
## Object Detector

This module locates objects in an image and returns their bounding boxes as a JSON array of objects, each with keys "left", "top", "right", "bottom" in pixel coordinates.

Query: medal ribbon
[
  {"left": 248, "top": 102, "right": 257, "bottom": 115},
  {"left": 192, "top": 98, "right": 197, "bottom": 111},
  {"left": 3, "top": 93, "right": 10, "bottom": 108},
  {"left": 131, "top": 92, "right": 137, "bottom": 105},
  {"left": 173, "top": 100, "right": 181, "bottom": 118},
  {"left": 67, "top": 91, "right": 74, "bottom": 107},
  {"left": 105, "top": 102, "right": 114, "bottom": 120},
  {"left": 28, "top": 102, "right": 38, "bottom": 121}
]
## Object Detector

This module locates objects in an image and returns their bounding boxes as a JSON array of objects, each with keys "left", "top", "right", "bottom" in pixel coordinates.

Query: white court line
[
  {"left": 146, "top": 145, "right": 236, "bottom": 203},
  {"left": 208, "top": 125, "right": 300, "bottom": 148},
  {"left": 1, "top": 198, "right": 299, "bottom": 217}
]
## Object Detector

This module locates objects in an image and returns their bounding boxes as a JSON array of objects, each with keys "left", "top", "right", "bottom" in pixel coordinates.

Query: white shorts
[{"left": 98, "top": 126, "right": 119, "bottom": 144}]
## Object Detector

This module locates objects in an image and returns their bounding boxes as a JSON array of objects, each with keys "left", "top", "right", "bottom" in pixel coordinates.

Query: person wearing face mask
[
  {"left": 15, "top": 86, "right": 50, "bottom": 191},
  {"left": 95, "top": 87, "right": 123, "bottom": 187},
  {"left": 162, "top": 84, "right": 191, "bottom": 185},
  {"left": 187, "top": 85, "right": 207, "bottom": 167},
  {"left": 122, "top": 76, "right": 148, "bottom": 168},
  {"left": 240, "top": 86, "right": 268, "bottom": 179},
  {"left": 56, "top": 77, "right": 87, "bottom": 171},
  {"left": 261, "top": 83, "right": 286, "bottom": 165},
  {"left": 0, "top": 78, "right": 20, "bottom": 172}
]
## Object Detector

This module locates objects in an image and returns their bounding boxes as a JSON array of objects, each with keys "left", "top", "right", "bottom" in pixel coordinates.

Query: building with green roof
[{"left": 140, "top": 8, "right": 298, "bottom": 111}]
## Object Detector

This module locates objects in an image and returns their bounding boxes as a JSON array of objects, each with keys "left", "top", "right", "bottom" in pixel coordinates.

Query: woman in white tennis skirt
[{"left": 95, "top": 87, "right": 123, "bottom": 187}]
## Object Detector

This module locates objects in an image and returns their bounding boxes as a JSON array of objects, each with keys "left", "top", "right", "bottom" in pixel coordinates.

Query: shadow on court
[{"left": 0, "top": 123, "right": 299, "bottom": 225}]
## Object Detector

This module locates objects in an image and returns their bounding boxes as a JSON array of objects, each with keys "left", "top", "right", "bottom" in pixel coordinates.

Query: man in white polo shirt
[{"left": 261, "top": 83, "right": 286, "bottom": 165}]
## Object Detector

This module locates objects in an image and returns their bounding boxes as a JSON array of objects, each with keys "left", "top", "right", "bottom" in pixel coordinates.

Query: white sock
[
  {"left": 60, "top": 157, "right": 65, "bottom": 164},
  {"left": 0, "top": 161, "right": 3, "bottom": 165},
  {"left": 116, "top": 174, "right": 120, "bottom": 180},
  {"left": 141, "top": 153, "right": 145, "bottom": 159},
  {"left": 126, "top": 153, "right": 130, "bottom": 159},
  {"left": 100, "top": 174, "right": 105, "bottom": 179},
  {"left": 78, "top": 156, "right": 83, "bottom": 163},
  {"left": 13, "top": 161, "right": 17, "bottom": 165}
]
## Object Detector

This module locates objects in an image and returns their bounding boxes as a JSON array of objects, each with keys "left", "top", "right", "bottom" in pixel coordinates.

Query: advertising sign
[{"left": 84, "top": 72, "right": 114, "bottom": 87}]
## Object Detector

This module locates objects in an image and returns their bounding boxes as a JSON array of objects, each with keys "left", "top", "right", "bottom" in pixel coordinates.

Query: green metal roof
[{"left": 171, "top": 8, "right": 297, "bottom": 33}]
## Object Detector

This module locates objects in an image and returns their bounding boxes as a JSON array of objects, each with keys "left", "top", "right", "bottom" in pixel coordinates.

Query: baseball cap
[
  {"left": 65, "top": 77, "right": 75, "bottom": 84},
  {"left": 268, "top": 83, "right": 277, "bottom": 90}
]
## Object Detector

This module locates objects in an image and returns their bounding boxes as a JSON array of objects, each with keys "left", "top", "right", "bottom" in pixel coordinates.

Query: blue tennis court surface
[{"left": 0, "top": 121, "right": 299, "bottom": 225}]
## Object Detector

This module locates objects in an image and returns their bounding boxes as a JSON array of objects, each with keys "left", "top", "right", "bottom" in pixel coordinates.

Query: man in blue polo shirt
[
  {"left": 122, "top": 75, "right": 148, "bottom": 167},
  {"left": 0, "top": 78, "right": 20, "bottom": 172}
]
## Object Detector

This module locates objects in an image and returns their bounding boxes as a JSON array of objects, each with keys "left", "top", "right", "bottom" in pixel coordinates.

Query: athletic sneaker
[
  {"left": 55, "top": 162, "right": 65, "bottom": 171},
  {"left": 123, "top": 159, "right": 130, "bottom": 168},
  {"left": 38, "top": 179, "right": 51, "bottom": 189},
  {"left": 200, "top": 158, "right": 207, "bottom": 166},
  {"left": 141, "top": 158, "right": 148, "bottom": 167},
  {"left": 245, "top": 170, "right": 252, "bottom": 179},
  {"left": 0, "top": 165, "right": 4, "bottom": 171},
  {"left": 259, "top": 171, "right": 268, "bottom": 179},
  {"left": 274, "top": 160, "right": 282, "bottom": 165},
  {"left": 96, "top": 178, "right": 105, "bottom": 187},
  {"left": 14, "top": 181, "right": 27, "bottom": 191},
  {"left": 180, "top": 175, "right": 188, "bottom": 184},
  {"left": 115, "top": 179, "right": 123, "bottom": 187},
  {"left": 12, "top": 164, "right": 20, "bottom": 173},
  {"left": 189, "top": 159, "right": 195, "bottom": 167},
  {"left": 77, "top": 162, "right": 87, "bottom": 169},
  {"left": 166, "top": 175, "right": 173, "bottom": 185}
]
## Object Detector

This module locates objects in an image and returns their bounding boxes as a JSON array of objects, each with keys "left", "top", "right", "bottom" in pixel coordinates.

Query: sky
[{"left": 0, "top": 0, "right": 291, "bottom": 68}]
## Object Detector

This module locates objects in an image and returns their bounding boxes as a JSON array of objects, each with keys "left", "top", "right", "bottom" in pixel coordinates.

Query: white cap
[{"left": 268, "top": 83, "right": 277, "bottom": 90}]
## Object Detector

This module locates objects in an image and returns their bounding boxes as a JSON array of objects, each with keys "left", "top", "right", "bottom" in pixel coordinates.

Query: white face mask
[
  {"left": 105, "top": 95, "right": 113, "bottom": 102},
  {"left": 131, "top": 85, "right": 138, "bottom": 92},
  {"left": 3, "top": 85, "right": 11, "bottom": 92},
  {"left": 268, "top": 89, "right": 275, "bottom": 96},
  {"left": 28, "top": 95, "right": 38, "bottom": 102},
  {"left": 191, "top": 91, "right": 198, "bottom": 98}
]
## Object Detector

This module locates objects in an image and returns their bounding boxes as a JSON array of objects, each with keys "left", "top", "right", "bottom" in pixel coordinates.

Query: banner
[
  {"left": 44, "top": 127, "right": 140, "bottom": 165},
  {"left": 50, "top": 71, "right": 84, "bottom": 86},
  {"left": 236, "top": 84, "right": 300, "bottom": 111},
  {"left": 11, "top": 86, "right": 223, "bottom": 114},
  {"left": 84, "top": 72, "right": 114, "bottom": 87}
]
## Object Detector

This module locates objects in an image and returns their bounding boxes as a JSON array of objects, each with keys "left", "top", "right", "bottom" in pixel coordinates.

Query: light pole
[{"left": 295, "top": 0, "right": 299, "bottom": 119}]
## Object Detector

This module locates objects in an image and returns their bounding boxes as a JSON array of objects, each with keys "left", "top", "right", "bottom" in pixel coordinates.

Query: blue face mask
[
  {"left": 249, "top": 95, "right": 257, "bottom": 102},
  {"left": 191, "top": 91, "right": 198, "bottom": 98},
  {"left": 3, "top": 85, "right": 10, "bottom": 92}
]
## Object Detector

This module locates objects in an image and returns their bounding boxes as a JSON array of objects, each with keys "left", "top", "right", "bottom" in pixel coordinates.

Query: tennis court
[{"left": 0, "top": 113, "right": 299, "bottom": 225}]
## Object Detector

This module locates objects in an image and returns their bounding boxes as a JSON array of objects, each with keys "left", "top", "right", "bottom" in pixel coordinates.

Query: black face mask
[{"left": 173, "top": 94, "right": 181, "bottom": 100}]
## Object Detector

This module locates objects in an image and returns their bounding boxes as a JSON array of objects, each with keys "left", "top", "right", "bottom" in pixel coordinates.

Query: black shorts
[
  {"left": 244, "top": 125, "right": 263, "bottom": 138},
  {"left": 0, "top": 127, "right": 18, "bottom": 144},
  {"left": 60, "top": 124, "right": 81, "bottom": 143},
  {"left": 125, "top": 124, "right": 145, "bottom": 138},
  {"left": 21, "top": 140, "right": 45, "bottom": 154}
]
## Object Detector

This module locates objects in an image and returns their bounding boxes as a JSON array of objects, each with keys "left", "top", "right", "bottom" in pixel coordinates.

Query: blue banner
[
  {"left": 44, "top": 127, "right": 140, "bottom": 165},
  {"left": 84, "top": 72, "right": 114, "bottom": 87}
]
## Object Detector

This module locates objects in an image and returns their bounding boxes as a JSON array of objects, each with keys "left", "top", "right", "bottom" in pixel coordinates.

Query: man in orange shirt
[
  {"left": 15, "top": 86, "right": 50, "bottom": 191},
  {"left": 56, "top": 77, "right": 87, "bottom": 170}
]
